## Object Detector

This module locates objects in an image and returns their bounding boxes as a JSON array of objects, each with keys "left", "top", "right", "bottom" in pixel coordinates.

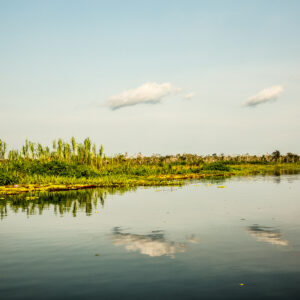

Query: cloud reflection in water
[
  {"left": 247, "top": 225, "right": 289, "bottom": 246},
  {"left": 110, "top": 227, "right": 187, "bottom": 258}
]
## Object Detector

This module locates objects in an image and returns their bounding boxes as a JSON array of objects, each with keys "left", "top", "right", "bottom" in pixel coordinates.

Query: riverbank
[{"left": 1, "top": 162, "right": 299, "bottom": 195}]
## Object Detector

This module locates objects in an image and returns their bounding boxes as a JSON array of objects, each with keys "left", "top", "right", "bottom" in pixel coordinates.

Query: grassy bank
[
  {"left": 0, "top": 160, "right": 299, "bottom": 195},
  {"left": 0, "top": 137, "right": 299, "bottom": 195}
]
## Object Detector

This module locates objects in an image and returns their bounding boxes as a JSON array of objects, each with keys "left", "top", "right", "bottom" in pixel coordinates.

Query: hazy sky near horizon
[{"left": 1, "top": 0, "right": 299, "bottom": 155}]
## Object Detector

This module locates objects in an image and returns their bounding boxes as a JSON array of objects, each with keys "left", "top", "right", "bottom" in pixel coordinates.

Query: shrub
[
  {"left": 10, "top": 160, "right": 100, "bottom": 178},
  {"left": 202, "top": 162, "right": 230, "bottom": 172},
  {"left": 0, "top": 169, "right": 19, "bottom": 185}
]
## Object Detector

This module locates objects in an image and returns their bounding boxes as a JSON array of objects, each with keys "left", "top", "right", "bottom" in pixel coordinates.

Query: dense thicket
[{"left": 0, "top": 137, "right": 299, "bottom": 186}]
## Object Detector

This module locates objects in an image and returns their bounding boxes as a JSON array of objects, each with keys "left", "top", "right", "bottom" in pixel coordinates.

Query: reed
[{"left": 0, "top": 138, "right": 299, "bottom": 194}]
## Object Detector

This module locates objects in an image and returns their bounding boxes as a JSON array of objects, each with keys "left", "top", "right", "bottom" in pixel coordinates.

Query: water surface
[{"left": 1, "top": 175, "right": 300, "bottom": 299}]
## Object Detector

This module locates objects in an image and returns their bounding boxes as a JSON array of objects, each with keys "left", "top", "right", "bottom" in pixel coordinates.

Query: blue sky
[{"left": 1, "top": 0, "right": 299, "bottom": 155}]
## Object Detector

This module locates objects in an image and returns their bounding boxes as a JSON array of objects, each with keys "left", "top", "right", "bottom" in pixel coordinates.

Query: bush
[
  {"left": 0, "top": 169, "right": 19, "bottom": 185},
  {"left": 202, "top": 162, "right": 230, "bottom": 172},
  {"left": 10, "top": 160, "right": 100, "bottom": 178},
  {"left": 134, "top": 166, "right": 150, "bottom": 176}
]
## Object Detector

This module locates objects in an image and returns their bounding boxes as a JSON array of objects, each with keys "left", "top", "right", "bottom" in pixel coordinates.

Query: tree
[{"left": 272, "top": 150, "right": 281, "bottom": 162}]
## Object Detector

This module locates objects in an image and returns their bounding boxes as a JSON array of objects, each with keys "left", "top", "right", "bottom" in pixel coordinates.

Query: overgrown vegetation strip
[{"left": 0, "top": 138, "right": 299, "bottom": 195}]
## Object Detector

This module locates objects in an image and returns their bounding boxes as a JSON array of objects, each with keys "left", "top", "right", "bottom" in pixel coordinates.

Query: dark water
[{"left": 1, "top": 175, "right": 300, "bottom": 299}]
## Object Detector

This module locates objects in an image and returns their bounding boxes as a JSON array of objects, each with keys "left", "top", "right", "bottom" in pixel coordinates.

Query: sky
[{"left": 0, "top": 0, "right": 299, "bottom": 156}]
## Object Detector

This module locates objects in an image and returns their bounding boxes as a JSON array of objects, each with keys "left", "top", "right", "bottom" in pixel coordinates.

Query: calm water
[{"left": 1, "top": 175, "right": 300, "bottom": 299}]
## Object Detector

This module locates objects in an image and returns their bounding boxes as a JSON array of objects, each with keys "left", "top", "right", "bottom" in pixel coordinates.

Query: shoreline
[{"left": 1, "top": 163, "right": 299, "bottom": 196}]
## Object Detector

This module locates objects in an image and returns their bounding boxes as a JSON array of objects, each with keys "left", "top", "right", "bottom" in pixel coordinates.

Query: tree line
[{"left": 0, "top": 138, "right": 299, "bottom": 168}]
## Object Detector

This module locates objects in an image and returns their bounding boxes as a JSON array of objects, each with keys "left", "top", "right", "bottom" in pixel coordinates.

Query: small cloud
[
  {"left": 107, "top": 82, "right": 181, "bottom": 109},
  {"left": 243, "top": 85, "right": 284, "bottom": 107},
  {"left": 184, "top": 92, "right": 196, "bottom": 100}
]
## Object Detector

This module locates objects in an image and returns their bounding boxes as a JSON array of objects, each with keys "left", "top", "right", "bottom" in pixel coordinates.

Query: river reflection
[
  {"left": 0, "top": 188, "right": 139, "bottom": 219},
  {"left": 247, "top": 225, "right": 289, "bottom": 246},
  {"left": 1, "top": 173, "right": 299, "bottom": 221},
  {"left": 1, "top": 175, "right": 300, "bottom": 299},
  {"left": 110, "top": 227, "right": 188, "bottom": 258}
]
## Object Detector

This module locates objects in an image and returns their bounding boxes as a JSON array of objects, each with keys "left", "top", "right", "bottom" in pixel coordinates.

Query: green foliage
[
  {"left": 0, "top": 169, "right": 19, "bottom": 185},
  {"left": 272, "top": 150, "right": 281, "bottom": 162},
  {"left": 11, "top": 160, "right": 99, "bottom": 178},
  {"left": 0, "top": 137, "right": 299, "bottom": 188},
  {"left": 202, "top": 162, "right": 231, "bottom": 172}
]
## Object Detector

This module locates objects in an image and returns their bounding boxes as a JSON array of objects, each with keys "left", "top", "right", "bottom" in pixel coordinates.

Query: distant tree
[
  {"left": 272, "top": 150, "right": 281, "bottom": 162},
  {"left": 286, "top": 152, "right": 298, "bottom": 163}
]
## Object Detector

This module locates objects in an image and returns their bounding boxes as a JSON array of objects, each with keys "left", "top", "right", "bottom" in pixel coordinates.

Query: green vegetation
[
  {"left": 0, "top": 137, "right": 299, "bottom": 195},
  {"left": 202, "top": 162, "right": 231, "bottom": 171}
]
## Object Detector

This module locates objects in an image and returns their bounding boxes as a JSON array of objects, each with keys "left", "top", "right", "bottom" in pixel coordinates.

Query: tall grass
[{"left": 0, "top": 137, "right": 299, "bottom": 186}]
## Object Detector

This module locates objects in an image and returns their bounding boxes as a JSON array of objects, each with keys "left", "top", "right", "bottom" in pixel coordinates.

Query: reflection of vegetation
[
  {"left": 247, "top": 225, "right": 289, "bottom": 246},
  {"left": 0, "top": 137, "right": 299, "bottom": 194},
  {"left": 0, "top": 188, "right": 131, "bottom": 220}
]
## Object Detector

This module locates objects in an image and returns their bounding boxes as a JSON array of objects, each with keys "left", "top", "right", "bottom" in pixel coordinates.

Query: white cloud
[
  {"left": 184, "top": 92, "right": 195, "bottom": 100},
  {"left": 106, "top": 82, "right": 181, "bottom": 109},
  {"left": 244, "top": 85, "right": 284, "bottom": 107}
]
